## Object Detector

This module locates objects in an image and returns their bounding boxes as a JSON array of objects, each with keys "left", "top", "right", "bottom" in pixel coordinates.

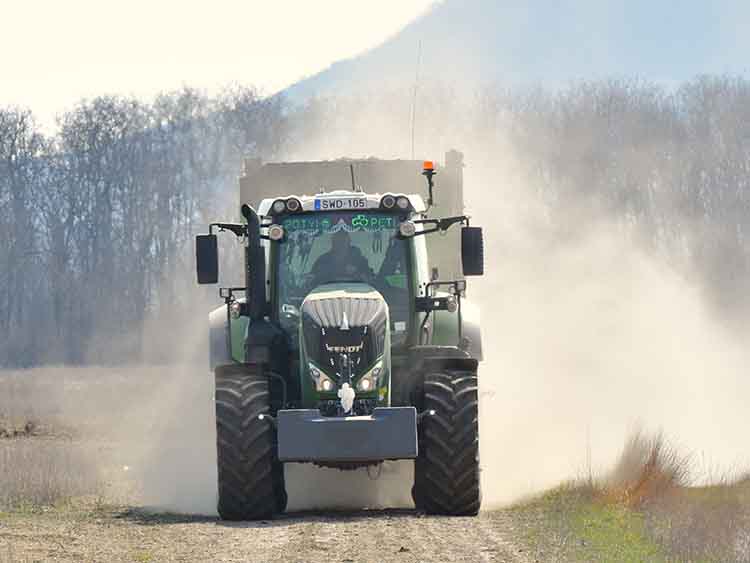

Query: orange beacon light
[{"left": 422, "top": 160, "right": 436, "bottom": 206}]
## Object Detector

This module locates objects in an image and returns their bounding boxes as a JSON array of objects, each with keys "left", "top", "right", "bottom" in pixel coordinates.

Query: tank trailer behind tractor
[{"left": 196, "top": 152, "right": 484, "bottom": 520}]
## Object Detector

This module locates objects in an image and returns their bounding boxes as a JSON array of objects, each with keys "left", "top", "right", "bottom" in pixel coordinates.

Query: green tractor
[{"left": 196, "top": 152, "right": 484, "bottom": 520}]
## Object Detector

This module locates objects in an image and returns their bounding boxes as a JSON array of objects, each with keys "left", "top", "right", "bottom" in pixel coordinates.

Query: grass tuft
[{"left": 604, "top": 430, "right": 691, "bottom": 508}]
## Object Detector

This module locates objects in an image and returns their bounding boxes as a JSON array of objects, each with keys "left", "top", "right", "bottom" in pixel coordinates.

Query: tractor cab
[{"left": 260, "top": 192, "right": 423, "bottom": 346}]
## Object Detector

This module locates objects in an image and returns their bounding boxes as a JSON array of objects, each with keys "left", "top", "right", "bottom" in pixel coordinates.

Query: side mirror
[
  {"left": 196, "top": 234, "right": 219, "bottom": 284},
  {"left": 461, "top": 227, "right": 484, "bottom": 276}
]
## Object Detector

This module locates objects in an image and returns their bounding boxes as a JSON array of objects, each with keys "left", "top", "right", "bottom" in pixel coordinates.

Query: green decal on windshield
[
  {"left": 351, "top": 215, "right": 396, "bottom": 231},
  {"left": 284, "top": 214, "right": 396, "bottom": 234}
]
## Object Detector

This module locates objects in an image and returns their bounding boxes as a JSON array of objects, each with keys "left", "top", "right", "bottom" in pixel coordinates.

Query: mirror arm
[
  {"left": 437, "top": 216, "right": 469, "bottom": 231},
  {"left": 411, "top": 215, "right": 469, "bottom": 237},
  {"left": 209, "top": 222, "right": 248, "bottom": 238}
]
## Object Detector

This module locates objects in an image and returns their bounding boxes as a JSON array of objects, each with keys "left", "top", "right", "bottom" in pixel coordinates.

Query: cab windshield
[{"left": 276, "top": 212, "right": 410, "bottom": 342}]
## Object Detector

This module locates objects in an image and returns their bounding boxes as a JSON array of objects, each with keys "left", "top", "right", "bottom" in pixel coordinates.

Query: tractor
[{"left": 196, "top": 151, "right": 484, "bottom": 520}]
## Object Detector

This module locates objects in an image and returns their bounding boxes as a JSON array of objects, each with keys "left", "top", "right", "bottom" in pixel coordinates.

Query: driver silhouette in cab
[{"left": 311, "top": 230, "right": 373, "bottom": 284}]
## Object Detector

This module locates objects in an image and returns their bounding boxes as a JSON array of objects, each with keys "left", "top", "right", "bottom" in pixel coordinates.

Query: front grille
[
  {"left": 303, "top": 295, "right": 387, "bottom": 333},
  {"left": 302, "top": 291, "right": 389, "bottom": 380}
]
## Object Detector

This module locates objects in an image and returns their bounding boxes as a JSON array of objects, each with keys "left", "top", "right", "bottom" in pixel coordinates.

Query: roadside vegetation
[
  {"left": 0, "top": 438, "right": 102, "bottom": 511},
  {"left": 0, "top": 369, "right": 143, "bottom": 512},
  {"left": 0, "top": 381, "right": 99, "bottom": 511},
  {"left": 515, "top": 431, "right": 750, "bottom": 562}
]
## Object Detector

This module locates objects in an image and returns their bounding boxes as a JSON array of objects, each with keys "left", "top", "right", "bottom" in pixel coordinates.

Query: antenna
[
  {"left": 349, "top": 163, "right": 358, "bottom": 192},
  {"left": 410, "top": 40, "right": 423, "bottom": 160}
]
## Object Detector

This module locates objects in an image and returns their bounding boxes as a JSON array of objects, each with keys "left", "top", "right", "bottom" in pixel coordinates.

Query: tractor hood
[{"left": 301, "top": 284, "right": 389, "bottom": 384}]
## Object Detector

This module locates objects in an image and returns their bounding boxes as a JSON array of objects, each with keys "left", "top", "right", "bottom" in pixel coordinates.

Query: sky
[
  {"left": 286, "top": 0, "right": 750, "bottom": 102},
  {"left": 2, "top": 0, "right": 436, "bottom": 129}
]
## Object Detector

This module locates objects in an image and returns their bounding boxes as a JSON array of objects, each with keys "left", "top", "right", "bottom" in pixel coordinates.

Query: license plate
[{"left": 314, "top": 197, "right": 367, "bottom": 210}]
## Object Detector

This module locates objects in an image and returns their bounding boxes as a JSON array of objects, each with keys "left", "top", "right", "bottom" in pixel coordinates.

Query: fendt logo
[{"left": 325, "top": 343, "right": 364, "bottom": 353}]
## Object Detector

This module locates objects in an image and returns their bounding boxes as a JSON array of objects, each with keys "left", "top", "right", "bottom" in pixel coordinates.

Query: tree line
[
  {"left": 1, "top": 76, "right": 748, "bottom": 366},
  {"left": 0, "top": 87, "right": 285, "bottom": 365}
]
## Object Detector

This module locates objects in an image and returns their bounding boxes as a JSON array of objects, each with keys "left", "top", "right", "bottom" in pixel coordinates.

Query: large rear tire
[
  {"left": 215, "top": 364, "right": 286, "bottom": 521},
  {"left": 413, "top": 365, "right": 481, "bottom": 515}
]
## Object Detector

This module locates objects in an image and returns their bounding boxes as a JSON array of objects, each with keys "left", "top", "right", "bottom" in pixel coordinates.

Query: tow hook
[
  {"left": 417, "top": 409, "right": 436, "bottom": 425},
  {"left": 258, "top": 414, "right": 277, "bottom": 427}
]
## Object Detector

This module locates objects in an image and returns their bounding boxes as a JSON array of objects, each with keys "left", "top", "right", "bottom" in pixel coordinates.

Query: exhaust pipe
[
  {"left": 242, "top": 204, "right": 265, "bottom": 323},
  {"left": 241, "top": 203, "right": 285, "bottom": 366}
]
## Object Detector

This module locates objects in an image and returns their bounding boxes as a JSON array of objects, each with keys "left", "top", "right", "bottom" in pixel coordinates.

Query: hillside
[{"left": 285, "top": 0, "right": 750, "bottom": 100}]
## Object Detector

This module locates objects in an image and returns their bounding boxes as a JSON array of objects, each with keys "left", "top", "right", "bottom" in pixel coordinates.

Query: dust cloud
[
  {"left": 130, "top": 123, "right": 750, "bottom": 514},
  {"left": 8, "top": 184, "right": 749, "bottom": 515},
  {"left": 283, "top": 116, "right": 750, "bottom": 508},
  {"left": 7, "top": 105, "right": 749, "bottom": 517},
  {"left": 466, "top": 155, "right": 750, "bottom": 505},
  {"left": 0, "top": 317, "right": 221, "bottom": 515},
  {"left": 0, "top": 364, "right": 217, "bottom": 514}
]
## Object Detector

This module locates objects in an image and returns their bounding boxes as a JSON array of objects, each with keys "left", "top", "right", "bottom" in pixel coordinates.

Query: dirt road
[
  {"left": 0, "top": 369, "right": 531, "bottom": 563},
  {"left": 1, "top": 507, "right": 530, "bottom": 563}
]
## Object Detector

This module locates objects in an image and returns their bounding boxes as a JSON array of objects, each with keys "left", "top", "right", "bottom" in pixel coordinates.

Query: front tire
[
  {"left": 215, "top": 364, "right": 286, "bottom": 520},
  {"left": 413, "top": 364, "right": 481, "bottom": 515}
]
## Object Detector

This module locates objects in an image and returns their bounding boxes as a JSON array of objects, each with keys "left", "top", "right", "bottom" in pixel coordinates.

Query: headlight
[
  {"left": 399, "top": 221, "right": 417, "bottom": 238},
  {"left": 308, "top": 362, "right": 336, "bottom": 393},
  {"left": 381, "top": 195, "right": 396, "bottom": 209},
  {"left": 356, "top": 360, "right": 383, "bottom": 393},
  {"left": 229, "top": 300, "right": 243, "bottom": 319},
  {"left": 286, "top": 198, "right": 302, "bottom": 212},
  {"left": 396, "top": 196, "right": 410, "bottom": 210},
  {"left": 268, "top": 224, "right": 285, "bottom": 241}
]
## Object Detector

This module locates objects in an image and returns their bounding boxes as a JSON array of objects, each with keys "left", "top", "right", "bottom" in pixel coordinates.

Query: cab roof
[
  {"left": 240, "top": 152, "right": 465, "bottom": 218},
  {"left": 258, "top": 191, "right": 427, "bottom": 217}
]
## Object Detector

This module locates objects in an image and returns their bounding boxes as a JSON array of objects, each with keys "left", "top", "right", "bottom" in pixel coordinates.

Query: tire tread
[
  {"left": 215, "top": 364, "right": 286, "bottom": 520},
  {"left": 413, "top": 367, "right": 481, "bottom": 516}
]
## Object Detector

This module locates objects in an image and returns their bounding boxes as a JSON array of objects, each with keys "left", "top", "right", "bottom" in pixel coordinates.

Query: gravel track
[{"left": 0, "top": 508, "right": 530, "bottom": 563}]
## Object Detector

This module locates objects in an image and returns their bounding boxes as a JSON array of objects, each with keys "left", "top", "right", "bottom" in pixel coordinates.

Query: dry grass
[
  {"left": 0, "top": 373, "right": 91, "bottom": 509},
  {"left": 0, "top": 367, "right": 212, "bottom": 513},
  {"left": 0, "top": 438, "right": 103, "bottom": 509},
  {"left": 601, "top": 431, "right": 750, "bottom": 562},
  {"left": 604, "top": 430, "right": 692, "bottom": 508},
  {"left": 645, "top": 479, "right": 750, "bottom": 562},
  {"left": 0, "top": 370, "right": 77, "bottom": 442},
  {"left": 0, "top": 369, "right": 129, "bottom": 510},
  {"left": 517, "top": 431, "right": 750, "bottom": 562}
]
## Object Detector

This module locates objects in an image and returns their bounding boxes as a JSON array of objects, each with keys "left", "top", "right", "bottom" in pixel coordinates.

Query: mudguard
[
  {"left": 431, "top": 298, "right": 483, "bottom": 361},
  {"left": 460, "top": 299, "right": 483, "bottom": 361},
  {"left": 209, "top": 304, "right": 231, "bottom": 371}
]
